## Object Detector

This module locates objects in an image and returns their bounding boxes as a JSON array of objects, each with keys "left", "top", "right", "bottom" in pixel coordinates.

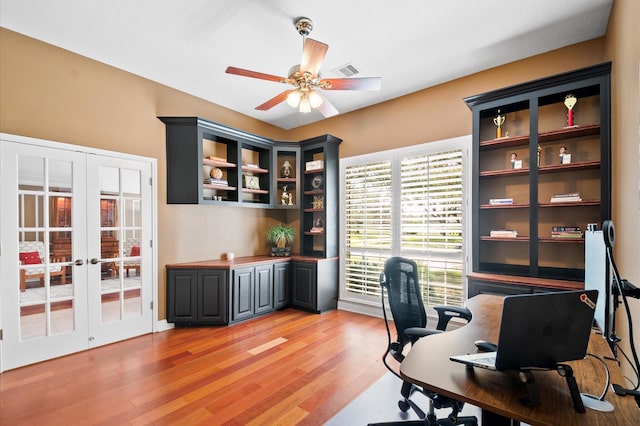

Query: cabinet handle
[
  {"left": 75, "top": 259, "right": 84, "bottom": 266},
  {"left": 89, "top": 258, "right": 103, "bottom": 264}
]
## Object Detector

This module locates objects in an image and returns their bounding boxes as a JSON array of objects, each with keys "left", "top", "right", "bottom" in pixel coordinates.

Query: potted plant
[{"left": 266, "top": 223, "right": 295, "bottom": 256}]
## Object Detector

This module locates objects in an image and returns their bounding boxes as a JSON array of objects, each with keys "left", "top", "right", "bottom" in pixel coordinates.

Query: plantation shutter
[
  {"left": 344, "top": 161, "right": 392, "bottom": 297},
  {"left": 400, "top": 150, "right": 464, "bottom": 306}
]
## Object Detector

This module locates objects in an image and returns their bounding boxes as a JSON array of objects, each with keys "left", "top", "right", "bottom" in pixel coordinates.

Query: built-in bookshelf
[{"left": 465, "top": 63, "right": 611, "bottom": 296}]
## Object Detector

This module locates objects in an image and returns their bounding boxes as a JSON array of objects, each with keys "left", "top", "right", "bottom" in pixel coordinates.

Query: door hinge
[
  {"left": 149, "top": 177, "right": 153, "bottom": 186},
  {"left": 0, "top": 329, "right": 3, "bottom": 340},
  {"left": 149, "top": 239, "right": 153, "bottom": 248},
  {"left": 150, "top": 301, "right": 154, "bottom": 310}
]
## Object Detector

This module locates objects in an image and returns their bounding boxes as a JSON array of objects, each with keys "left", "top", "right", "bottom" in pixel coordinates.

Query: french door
[{"left": 0, "top": 139, "right": 154, "bottom": 371}]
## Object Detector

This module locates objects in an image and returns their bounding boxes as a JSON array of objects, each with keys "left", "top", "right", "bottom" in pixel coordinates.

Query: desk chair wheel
[{"left": 398, "top": 400, "right": 410, "bottom": 412}]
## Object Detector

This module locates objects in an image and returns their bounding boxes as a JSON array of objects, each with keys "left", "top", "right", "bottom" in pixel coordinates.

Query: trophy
[
  {"left": 493, "top": 110, "right": 505, "bottom": 138},
  {"left": 564, "top": 94, "right": 577, "bottom": 127}
]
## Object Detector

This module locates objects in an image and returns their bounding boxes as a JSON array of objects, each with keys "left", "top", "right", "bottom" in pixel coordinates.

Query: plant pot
[{"left": 271, "top": 247, "right": 291, "bottom": 257}]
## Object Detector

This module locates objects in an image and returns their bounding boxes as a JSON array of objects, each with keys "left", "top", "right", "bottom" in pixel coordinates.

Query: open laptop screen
[{"left": 494, "top": 290, "right": 598, "bottom": 370}]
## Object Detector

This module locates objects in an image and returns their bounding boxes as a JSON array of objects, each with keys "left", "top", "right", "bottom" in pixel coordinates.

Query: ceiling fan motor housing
[{"left": 295, "top": 17, "right": 313, "bottom": 36}]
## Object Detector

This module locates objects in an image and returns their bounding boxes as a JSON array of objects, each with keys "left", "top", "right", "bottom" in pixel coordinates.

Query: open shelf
[{"left": 467, "top": 63, "right": 611, "bottom": 294}]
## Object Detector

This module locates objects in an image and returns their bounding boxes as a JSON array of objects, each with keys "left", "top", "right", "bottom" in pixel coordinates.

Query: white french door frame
[{"left": 0, "top": 133, "right": 159, "bottom": 372}]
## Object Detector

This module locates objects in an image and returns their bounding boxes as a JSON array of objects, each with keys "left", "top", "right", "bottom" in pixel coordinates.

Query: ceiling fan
[{"left": 225, "top": 17, "right": 381, "bottom": 117}]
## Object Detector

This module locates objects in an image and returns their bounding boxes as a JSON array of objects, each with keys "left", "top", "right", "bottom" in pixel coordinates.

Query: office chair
[{"left": 375, "top": 256, "right": 477, "bottom": 426}]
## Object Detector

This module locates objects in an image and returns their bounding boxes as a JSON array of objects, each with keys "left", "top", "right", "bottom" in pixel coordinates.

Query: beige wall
[
  {"left": 603, "top": 0, "right": 640, "bottom": 381},
  {"left": 1, "top": 1, "right": 638, "bottom": 358}
]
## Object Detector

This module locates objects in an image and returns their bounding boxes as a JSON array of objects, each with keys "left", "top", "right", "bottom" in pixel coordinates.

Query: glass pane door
[
  {"left": 86, "top": 156, "right": 152, "bottom": 346},
  {"left": 0, "top": 142, "right": 88, "bottom": 370}
]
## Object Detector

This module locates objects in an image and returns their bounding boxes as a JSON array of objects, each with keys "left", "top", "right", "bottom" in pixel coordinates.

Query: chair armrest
[
  {"left": 433, "top": 305, "right": 472, "bottom": 331},
  {"left": 405, "top": 327, "right": 441, "bottom": 344}
]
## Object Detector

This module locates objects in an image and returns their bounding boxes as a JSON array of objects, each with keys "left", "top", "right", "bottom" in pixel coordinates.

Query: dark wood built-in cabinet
[
  {"left": 160, "top": 117, "right": 342, "bottom": 324},
  {"left": 166, "top": 268, "right": 228, "bottom": 325},
  {"left": 291, "top": 258, "right": 338, "bottom": 313},
  {"left": 300, "top": 135, "right": 341, "bottom": 258},
  {"left": 465, "top": 63, "right": 611, "bottom": 296},
  {"left": 166, "top": 257, "right": 336, "bottom": 325}
]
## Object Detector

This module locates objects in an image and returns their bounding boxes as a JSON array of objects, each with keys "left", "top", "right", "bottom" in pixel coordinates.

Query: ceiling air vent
[{"left": 332, "top": 63, "right": 360, "bottom": 77}]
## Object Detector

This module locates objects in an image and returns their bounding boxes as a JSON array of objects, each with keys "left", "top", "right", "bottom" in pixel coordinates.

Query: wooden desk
[{"left": 400, "top": 294, "right": 639, "bottom": 425}]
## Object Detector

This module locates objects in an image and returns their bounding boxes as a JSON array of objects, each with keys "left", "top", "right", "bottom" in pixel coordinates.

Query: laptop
[{"left": 450, "top": 290, "right": 598, "bottom": 371}]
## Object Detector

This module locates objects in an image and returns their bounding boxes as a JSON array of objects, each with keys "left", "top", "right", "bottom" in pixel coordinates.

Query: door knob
[
  {"left": 75, "top": 259, "right": 84, "bottom": 266},
  {"left": 89, "top": 258, "right": 103, "bottom": 264}
]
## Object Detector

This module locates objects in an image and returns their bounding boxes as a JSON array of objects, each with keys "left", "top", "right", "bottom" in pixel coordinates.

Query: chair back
[
  {"left": 124, "top": 238, "right": 140, "bottom": 256},
  {"left": 380, "top": 257, "right": 427, "bottom": 351},
  {"left": 19, "top": 240, "right": 46, "bottom": 261}
]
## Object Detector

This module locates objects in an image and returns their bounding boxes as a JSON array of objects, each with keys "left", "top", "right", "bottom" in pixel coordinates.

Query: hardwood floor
[{"left": 0, "top": 309, "right": 390, "bottom": 425}]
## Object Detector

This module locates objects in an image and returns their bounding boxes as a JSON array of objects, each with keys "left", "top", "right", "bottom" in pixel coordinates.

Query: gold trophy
[
  {"left": 493, "top": 110, "right": 505, "bottom": 138},
  {"left": 564, "top": 94, "right": 577, "bottom": 127}
]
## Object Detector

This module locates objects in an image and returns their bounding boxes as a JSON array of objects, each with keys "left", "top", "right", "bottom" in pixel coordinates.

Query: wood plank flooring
[{"left": 0, "top": 308, "right": 390, "bottom": 425}]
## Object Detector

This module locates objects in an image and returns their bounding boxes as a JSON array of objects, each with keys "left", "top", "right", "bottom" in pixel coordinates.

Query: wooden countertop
[{"left": 166, "top": 255, "right": 338, "bottom": 269}]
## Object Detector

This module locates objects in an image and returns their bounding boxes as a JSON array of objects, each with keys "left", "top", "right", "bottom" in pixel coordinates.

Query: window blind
[
  {"left": 342, "top": 144, "right": 466, "bottom": 307},
  {"left": 344, "top": 161, "right": 392, "bottom": 297},
  {"left": 400, "top": 150, "right": 464, "bottom": 306}
]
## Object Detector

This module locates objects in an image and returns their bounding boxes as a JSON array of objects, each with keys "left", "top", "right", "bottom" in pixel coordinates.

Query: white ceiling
[{"left": 0, "top": 0, "right": 613, "bottom": 130}]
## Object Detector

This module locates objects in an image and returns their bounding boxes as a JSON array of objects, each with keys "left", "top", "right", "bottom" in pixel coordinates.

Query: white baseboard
[
  {"left": 338, "top": 298, "right": 387, "bottom": 318},
  {"left": 337, "top": 298, "right": 466, "bottom": 329},
  {"left": 155, "top": 319, "right": 174, "bottom": 332}
]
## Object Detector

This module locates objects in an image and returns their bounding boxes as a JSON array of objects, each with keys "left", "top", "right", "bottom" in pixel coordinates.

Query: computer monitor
[{"left": 584, "top": 228, "right": 614, "bottom": 347}]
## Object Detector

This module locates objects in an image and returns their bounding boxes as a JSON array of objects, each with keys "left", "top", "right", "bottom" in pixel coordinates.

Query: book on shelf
[
  {"left": 551, "top": 226, "right": 581, "bottom": 232},
  {"left": 489, "top": 198, "right": 514, "bottom": 205},
  {"left": 490, "top": 229, "right": 518, "bottom": 238},
  {"left": 551, "top": 231, "right": 584, "bottom": 238},
  {"left": 550, "top": 192, "right": 582, "bottom": 202},
  {"left": 551, "top": 225, "right": 583, "bottom": 238},
  {"left": 204, "top": 178, "right": 229, "bottom": 186}
]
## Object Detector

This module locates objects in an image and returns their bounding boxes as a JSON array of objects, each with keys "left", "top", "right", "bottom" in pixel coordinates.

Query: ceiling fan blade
[
  {"left": 315, "top": 92, "right": 339, "bottom": 118},
  {"left": 300, "top": 38, "right": 328, "bottom": 78},
  {"left": 255, "top": 90, "right": 293, "bottom": 111},
  {"left": 225, "top": 66, "right": 285, "bottom": 83},
  {"left": 320, "top": 77, "right": 382, "bottom": 91}
]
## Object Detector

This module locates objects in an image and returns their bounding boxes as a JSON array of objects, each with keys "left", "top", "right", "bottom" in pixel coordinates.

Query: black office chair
[{"left": 375, "top": 256, "right": 477, "bottom": 426}]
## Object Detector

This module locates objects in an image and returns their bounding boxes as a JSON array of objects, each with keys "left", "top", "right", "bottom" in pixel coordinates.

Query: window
[{"left": 340, "top": 136, "right": 470, "bottom": 308}]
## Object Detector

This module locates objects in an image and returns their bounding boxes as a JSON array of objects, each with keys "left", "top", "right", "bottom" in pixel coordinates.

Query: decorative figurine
[
  {"left": 511, "top": 152, "right": 522, "bottom": 169},
  {"left": 210, "top": 167, "right": 223, "bottom": 180},
  {"left": 559, "top": 146, "right": 571, "bottom": 164},
  {"left": 537, "top": 145, "right": 542, "bottom": 167},
  {"left": 493, "top": 109, "right": 506, "bottom": 139},
  {"left": 281, "top": 185, "right": 290, "bottom": 205},
  {"left": 281, "top": 160, "right": 292, "bottom": 178},
  {"left": 312, "top": 196, "right": 324, "bottom": 210},
  {"left": 564, "top": 94, "right": 577, "bottom": 127}
]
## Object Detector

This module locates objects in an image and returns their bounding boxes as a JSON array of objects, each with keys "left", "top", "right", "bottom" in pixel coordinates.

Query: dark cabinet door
[
  {"left": 166, "top": 269, "right": 198, "bottom": 323},
  {"left": 254, "top": 264, "right": 274, "bottom": 315},
  {"left": 273, "top": 262, "right": 289, "bottom": 309},
  {"left": 199, "top": 269, "right": 228, "bottom": 324},
  {"left": 232, "top": 266, "right": 254, "bottom": 322},
  {"left": 291, "top": 261, "right": 317, "bottom": 311}
]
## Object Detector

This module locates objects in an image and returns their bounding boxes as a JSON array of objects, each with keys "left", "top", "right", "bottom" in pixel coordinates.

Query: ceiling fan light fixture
[
  {"left": 308, "top": 90, "right": 323, "bottom": 108},
  {"left": 299, "top": 95, "right": 312, "bottom": 113},
  {"left": 286, "top": 90, "right": 302, "bottom": 107}
]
